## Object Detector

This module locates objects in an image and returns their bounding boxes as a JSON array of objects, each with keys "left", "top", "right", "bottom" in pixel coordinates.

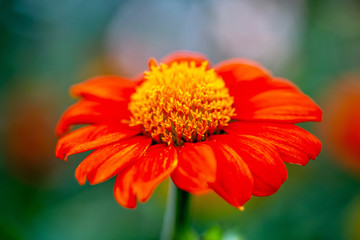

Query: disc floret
[{"left": 129, "top": 60, "right": 235, "bottom": 146}]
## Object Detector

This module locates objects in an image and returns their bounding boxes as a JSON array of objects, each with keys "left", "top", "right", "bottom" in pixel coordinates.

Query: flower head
[{"left": 55, "top": 51, "right": 322, "bottom": 209}]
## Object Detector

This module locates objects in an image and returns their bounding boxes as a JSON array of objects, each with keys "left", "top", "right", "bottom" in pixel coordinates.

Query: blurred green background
[{"left": 1, "top": 0, "right": 360, "bottom": 239}]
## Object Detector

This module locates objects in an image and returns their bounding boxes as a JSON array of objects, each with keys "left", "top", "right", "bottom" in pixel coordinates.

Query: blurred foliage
[
  {"left": 1, "top": 0, "right": 360, "bottom": 239},
  {"left": 202, "top": 225, "right": 222, "bottom": 240}
]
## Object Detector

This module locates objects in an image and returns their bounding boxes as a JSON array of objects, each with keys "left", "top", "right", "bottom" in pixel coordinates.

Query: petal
[
  {"left": 133, "top": 145, "right": 178, "bottom": 203},
  {"left": 204, "top": 141, "right": 254, "bottom": 208},
  {"left": 214, "top": 58, "right": 272, "bottom": 86},
  {"left": 114, "top": 168, "right": 137, "bottom": 209},
  {"left": 55, "top": 100, "right": 131, "bottom": 136},
  {"left": 225, "top": 122, "right": 322, "bottom": 166},
  {"left": 242, "top": 81, "right": 322, "bottom": 123},
  {"left": 55, "top": 123, "right": 141, "bottom": 160},
  {"left": 232, "top": 78, "right": 321, "bottom": 123},
  {"left": 211, "top": 134, "right": 288, "bottom": 197},
  {"left": 170, "top": 171, "right": 210, "bottom": 195},
  {"left": 75, "top": 142, "right": 124, "bottom": 185},
  {"left": 87, "top": 136, "right": 151, "bottom": 185},
  {"left": 70, "top": 76, "right": 136, "bottom": 102},
  {"left": 171, "top": 143, "right": 215, "bottom": 194},
  {"left": 215, "top": 59, "right": 322, "bottom": 123},
  {"left": 161, "top": 50, "right": 210, "bottom": 68}
]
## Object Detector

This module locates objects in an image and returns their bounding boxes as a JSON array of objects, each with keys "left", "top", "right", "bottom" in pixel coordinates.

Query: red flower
[
  {"left": 321, "top": 75, "right": 360, "bottom": 174},
  {"left": 55, "top": 51, "right": 322, "bottom": 209}
]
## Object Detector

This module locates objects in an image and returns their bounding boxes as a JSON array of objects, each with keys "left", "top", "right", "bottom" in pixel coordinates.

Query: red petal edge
[
  {"left": 87, "top": 136, "right": 152, "bottom": 185},
  {"left": 134, "top": 145, "right": 178, "bottom": 203},
  {"left": 204, "top": 140, "right": 254, "bottom": 208},
  {"left": 225, "top": 122, "right": 322, "bottom": 166},
  {"left": 171, "top": 142, "right": 215, "bottom": 195},
  {"left": 161, "top": 50, "right": 210, "bottom": 68},
  {"left": 113, "top": 144, "right": 177, "bottom": 208},
  {"left": 74, "top": 136, "right": 150, "bottom": 185},
  {"left": 55, "top": 123, "right": 141, "bottom": 160},
  {"left": 70, "top": 75, "right": 137, "bottom": 102},
  {"left": 215, "top": 59, "right": 322, "bottom": 123},
  {"left": 55, "top": 100, "right": 131, "bottom": 136},
  {"left": 211, "top": 134, "right": 288, "bottom": 197}
]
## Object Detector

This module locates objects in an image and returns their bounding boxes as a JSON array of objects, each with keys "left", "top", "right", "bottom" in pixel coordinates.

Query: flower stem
[{"left": 160, "top": 181, "right": 192, "bottom": 240}]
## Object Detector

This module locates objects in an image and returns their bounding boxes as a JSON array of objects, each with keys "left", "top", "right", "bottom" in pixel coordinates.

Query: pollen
[{"left": 128, "top": 59, "right": 236, "bottom": 146}]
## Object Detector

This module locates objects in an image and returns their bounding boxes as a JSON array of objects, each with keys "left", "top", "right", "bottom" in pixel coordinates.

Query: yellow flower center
[{"left": 129, "top": 59, "right": 235, "bottom": 146}]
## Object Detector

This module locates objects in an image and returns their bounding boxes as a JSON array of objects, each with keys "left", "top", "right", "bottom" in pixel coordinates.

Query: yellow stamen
[{"left": 129, "top": 59, "right": 236, "bottom": 146}]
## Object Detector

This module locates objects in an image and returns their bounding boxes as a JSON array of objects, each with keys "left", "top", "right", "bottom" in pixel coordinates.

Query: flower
[
  {"left": 321, "top": 75, "right": 360, "bottom": 174},
  {"left": 55, "top": 51, "right": 322, "bottom": 209}
]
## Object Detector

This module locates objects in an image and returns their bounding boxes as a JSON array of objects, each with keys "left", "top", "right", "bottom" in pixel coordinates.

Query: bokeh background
[{"left": 1, "top": 0, "right": 360, "bottom": 239}]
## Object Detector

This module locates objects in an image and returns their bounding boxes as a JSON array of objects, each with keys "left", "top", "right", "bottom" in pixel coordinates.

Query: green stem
[{"left": 160, "top": 181, "right": 192, "bottom": 240}]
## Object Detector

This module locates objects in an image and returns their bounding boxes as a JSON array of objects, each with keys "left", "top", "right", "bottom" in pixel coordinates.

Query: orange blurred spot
[{"left": 321, "top": 74, "right": 360, "bottom": 174}]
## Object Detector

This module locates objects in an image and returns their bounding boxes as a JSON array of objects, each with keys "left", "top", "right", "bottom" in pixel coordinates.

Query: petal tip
[
  {"left": 54, "top": 146, "right": 64, "bottom": 160},
  {"left": 161, "top": 50, "right": 210, "bottom": 67},
  {"left": 114, "top": 191, "right": 137, "bottom": 209},
  {"left": 238, "top": 206, "right": 245, "bottom": 211}
]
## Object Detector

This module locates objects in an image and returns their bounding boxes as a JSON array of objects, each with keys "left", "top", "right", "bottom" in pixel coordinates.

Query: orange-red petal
[
  {"left": 70, "top": 76, "right": 136, "bottom": 102},
  {"left": 161, "top": 50, "right": 210, "bottom": 68},
  {"left": 87, "top": 136, "right": 151, "bottom": 185},
  {"left": 133, "top": 145, "right": 178, "bottom": 203},
  {"left": 55, "top": 100, "right": 131, "bottom": 136},
  {"left": 114, "top": 168, "right": 137, "bottom": 209},
  {"left": 225, "top": 122, "right": 321, "bottom": 166},
  {"left": 171, "top": 143, "right": 215, "bottom": 194},
  {"left": 211, "top": 134, "right": 288, "bottom": 197},
  {"left": 215, "top": 59, "right": 322, "bottom": 123},
  {"left": 112, "top": 144, "right": 177, "bottom": 208},
  {"left": 241, "top": 82, "right": 322, "bottom": 123},
  {"left": 214, "top": 58, "right": 272, "bottom": 85},
  {"left": 75, "top": 142, "right": 125, "bottom": 185},
  {"left": 204, "top": 141, "right": 254, "bottom": 208},
  {"left": 55, "top": 123, "right": 141, "bottom": 160}
]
